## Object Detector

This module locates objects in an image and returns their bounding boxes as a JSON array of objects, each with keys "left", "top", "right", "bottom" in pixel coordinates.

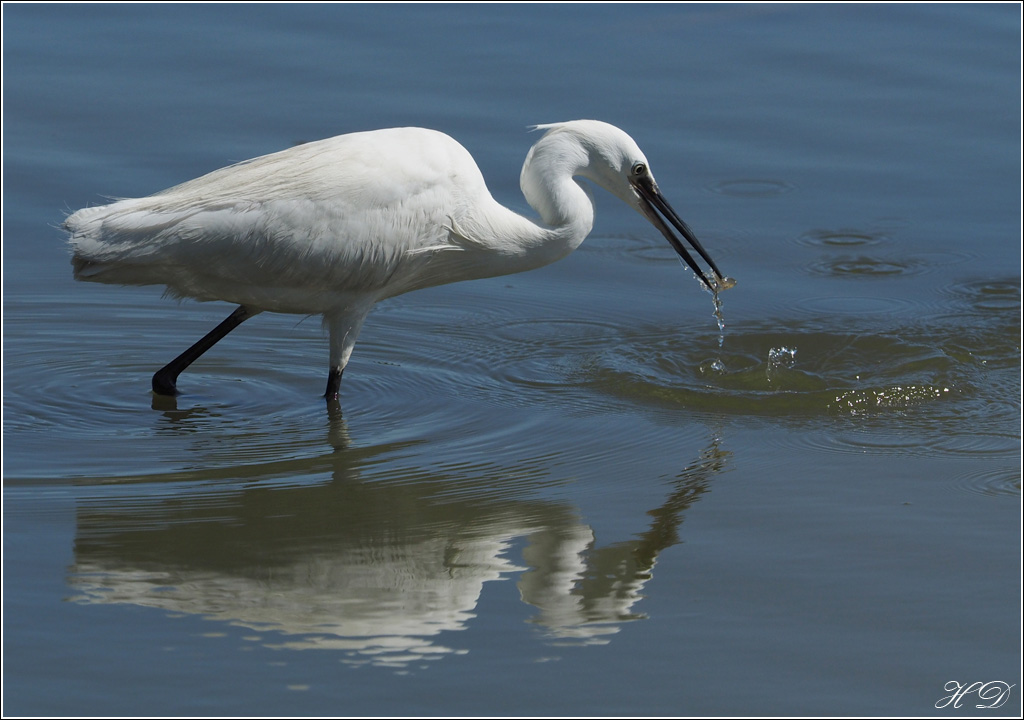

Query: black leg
[
  {"left": 152, "top": 306, "right": 253, "bottom": 395},
  {"left": 324, "top": 366, "right": 344, "bottom": 401}
]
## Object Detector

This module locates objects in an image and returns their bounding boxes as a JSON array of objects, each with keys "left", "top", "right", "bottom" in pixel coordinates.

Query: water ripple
[
  {"left": 797, "top": 228, "right": 888, "bottom": 248},
  {"left": 788, "top": 295, "right": 917, "bottom": 317},
  {"left": 941, "top": 277, "right": 1021, "bottom": 313},
  {"left": 708, "top": 178, "right": 794, "bottom": 197},
  {"left": 950, "top": 466, "right": 1021, "bottom": 499},
  {"left": 573, "top": 328, "right": 965, "bottom": 419},
  {"left": 7, "top": 258, "right": 1019, "bottom": 483},
  {"left": 808, "top": 255, "right": 924, "bottom": 278}
]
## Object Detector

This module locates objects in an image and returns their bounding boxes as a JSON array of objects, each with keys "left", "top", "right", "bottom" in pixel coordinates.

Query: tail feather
[{"left": 65, "top": 199, "right": 185, "bottom": 285}]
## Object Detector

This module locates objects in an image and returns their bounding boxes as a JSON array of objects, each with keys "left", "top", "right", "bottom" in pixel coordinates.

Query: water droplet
[
  {"left": 766, "top": 346, "right": 797, "bottom": 383},
  {"left": 768, "top": 346, "right": 797, "bottom": 366}
]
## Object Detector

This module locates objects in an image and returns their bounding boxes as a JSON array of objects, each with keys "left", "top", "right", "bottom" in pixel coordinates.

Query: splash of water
[
  {"left": 768, "top": 346, "right": 797, "bottom": 367},
  {"left": 767, "top": 346, "right": 797, "bottom": 383},
  {"left": 704, "top": 275, "right": 736, "bottom": 373}
]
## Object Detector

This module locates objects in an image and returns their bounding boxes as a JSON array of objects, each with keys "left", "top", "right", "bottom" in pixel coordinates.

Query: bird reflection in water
[{"left": 69, "top": 425, "right": 728, "bottom": 668}]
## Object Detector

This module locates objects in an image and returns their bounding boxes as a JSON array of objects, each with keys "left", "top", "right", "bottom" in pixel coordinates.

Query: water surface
[{"left": 3, "top": 4, "right": 1020, "bottom": 716}]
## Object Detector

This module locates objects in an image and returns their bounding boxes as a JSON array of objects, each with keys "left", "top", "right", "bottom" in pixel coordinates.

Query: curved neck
[
  {"left": 396, "top": 138, "right": 599, "bottom": 294},
  {"left": 518, "top": 143, "right": 595, "bottom": 252}
]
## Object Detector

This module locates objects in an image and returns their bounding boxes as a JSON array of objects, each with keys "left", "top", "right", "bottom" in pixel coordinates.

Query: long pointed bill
[{"left": 631, "top": 174, "right": 723, "bottom": 291}]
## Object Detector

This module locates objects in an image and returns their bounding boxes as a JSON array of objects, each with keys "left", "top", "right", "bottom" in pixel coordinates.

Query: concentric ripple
[
  {"left": 709, "top": 178, "right": 794, "bottom": 197},
  {"left": 3, "top": 296, "right": 363, "bottom": 481},
  {"left": 796, "top": 227, "right": 979, "bottom": 283},
  {"left": 941, "top": 277, "right": 1021, "bottom": 313},
  {"left": 575, "top": 327, "right": 967, "bottom": 419},
  {"left": 808, "top": 255, "right": 924, "bottom": 278},
  {"left": 789, "top": 295, "right": 916, "bottom": 317},
  {"left": 797, "top": 228, "right": 888, "bottom": 248},
  {"left": 950, "top": 466, "right": 1022, "bottom": 499}
]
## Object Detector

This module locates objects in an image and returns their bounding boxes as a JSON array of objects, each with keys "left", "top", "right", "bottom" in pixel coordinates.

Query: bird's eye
[{"left": 631, "top": 162, "right": 647, "bottom": 176}]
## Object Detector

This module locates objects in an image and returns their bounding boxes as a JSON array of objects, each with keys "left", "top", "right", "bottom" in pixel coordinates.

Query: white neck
[
  {"left": 388, "top": 133, "right": 600, "bottom": 297},
  {"left": 446, "top": 142, "right": 596, "bottom": 278}
]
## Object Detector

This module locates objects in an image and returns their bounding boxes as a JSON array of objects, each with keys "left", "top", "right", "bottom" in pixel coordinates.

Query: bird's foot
[{"left": 152, "top": 370, "right": 181, "bottom": 396}]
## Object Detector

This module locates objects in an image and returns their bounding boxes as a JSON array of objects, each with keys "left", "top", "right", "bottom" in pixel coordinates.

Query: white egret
[{"left": 66, "top": 120, "right": 728, "bottom": 400}]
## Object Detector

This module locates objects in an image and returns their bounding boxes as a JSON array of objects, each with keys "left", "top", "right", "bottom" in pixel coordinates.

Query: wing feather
[{"left": 66, "top": 128, "right": 490, "bottom": 309}]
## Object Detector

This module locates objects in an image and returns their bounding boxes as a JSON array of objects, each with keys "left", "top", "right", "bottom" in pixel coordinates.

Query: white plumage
[{"left": 66, "top": 120, "right": 726, "bottom": 400}]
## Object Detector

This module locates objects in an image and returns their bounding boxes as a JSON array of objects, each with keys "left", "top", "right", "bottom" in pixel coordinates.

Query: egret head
[{"left": 529, "top": 120, "right": 724, "bottom": 290}]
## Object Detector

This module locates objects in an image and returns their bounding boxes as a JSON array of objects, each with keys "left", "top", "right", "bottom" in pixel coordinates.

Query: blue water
[{"left": 3, "top": 4, "right": 1020, "bottom": 716}]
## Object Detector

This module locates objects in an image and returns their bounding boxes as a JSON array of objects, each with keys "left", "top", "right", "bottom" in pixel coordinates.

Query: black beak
[{"left": 631, "top": 173, "right": 723, "bottom": 291}]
